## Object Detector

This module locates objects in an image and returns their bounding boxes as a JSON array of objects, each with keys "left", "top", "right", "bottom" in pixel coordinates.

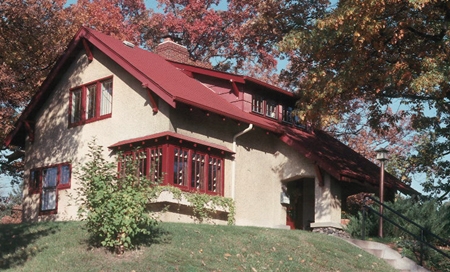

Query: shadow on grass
[
  {"left": 80, "top": 223, "right": 173, "bottom": 254},
  {"left": 0, "top": 223, "right": 61, "bottom": 269}
]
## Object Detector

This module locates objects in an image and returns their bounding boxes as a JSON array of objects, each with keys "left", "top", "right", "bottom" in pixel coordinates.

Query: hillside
[{"left": 0, "top": 221, "right": 396, "bottom": 272}]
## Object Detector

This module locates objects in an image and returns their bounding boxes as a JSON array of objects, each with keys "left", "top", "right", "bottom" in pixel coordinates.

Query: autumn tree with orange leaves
[
  {"left": 0, "top": 0, "right": 151, "bottom": 182},
  {"left": 280, "top": 0, "right": 450, "bottom": 201},
  {"left": 1, "top": 0, "right": 449, "bottom": 200},
  {"left": 147, "top": 0, "right": 329, "bottom": 81}
]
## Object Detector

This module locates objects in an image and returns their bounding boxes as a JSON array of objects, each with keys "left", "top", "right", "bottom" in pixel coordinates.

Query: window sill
[
  {"left": 69, "top": 114, "right": 112, "bottom": 128},
  {"left": 151, "top": 190, "right": 229, "bottom": 213},
  {"left": 39, "top": 209, "right": 57, "bottom": 216}
]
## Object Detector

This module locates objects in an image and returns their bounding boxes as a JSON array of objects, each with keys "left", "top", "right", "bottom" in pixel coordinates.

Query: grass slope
[{"left": 0, "top": 221, "right": 396, "bottom": 272}]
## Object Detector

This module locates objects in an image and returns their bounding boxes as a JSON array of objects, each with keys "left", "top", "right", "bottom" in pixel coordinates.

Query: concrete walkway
[{"left": 343, "top": 238, "right": 429, "bottom": 272}]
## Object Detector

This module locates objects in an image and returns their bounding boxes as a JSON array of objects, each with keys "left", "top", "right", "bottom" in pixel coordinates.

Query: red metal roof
[
  {"left": 279, "top": 129, "right": 417, "bottom": 195},
  {"left": 108, "top": 131, "right": 233, "bottom": 154},
  {"left": 4, "top": 27, "right": 417, "bottom": 195}
]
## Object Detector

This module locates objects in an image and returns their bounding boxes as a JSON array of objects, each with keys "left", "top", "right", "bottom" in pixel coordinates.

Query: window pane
[
  {"left": 149, "top": 147, "right": 163, "bottom": 181},
  {"left": 41, "top": 188, "right": 57, "bottom": 211},
  {"left": 137, "top": 150, "right": 147, "bottom": 178},
  {"left": 252, "top": 96, "right": 263, "bottom": 114},
  {"left": 43, "top": 167, "right": 58, "bottom": 187},
  {"left": 282, "top": 106, "right": 293, "bottom": 123},
  {"left": 60, "top": 165, "right": 70, "bottom": 186},
  {"left": 120, "top": 153, "right": 133, "bottom": 177},
  {"left": 266, "top": 101, "right": 277, "bottom": 118},
  {"left": 100, "top": 80, "right": 112, "bottom": 116},
  {"left": 208, "top": 157, "right": 222, "bottom": 193},
  {"left": 86, "top": 85, "right": 97, "bottom": 119},
  {"left": 71, "top": 89, "right": 82, "bottom": 123},
  {"left": 191, "top": 153, "right": 205, "bottom": 190},
  {"left": 173, "top": 148, "right": 188, "bottom": 186}
]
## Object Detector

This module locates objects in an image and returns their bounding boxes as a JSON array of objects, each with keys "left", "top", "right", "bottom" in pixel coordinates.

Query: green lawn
[{"left": 0, "top": 221, "right": 397, "bottom": 272}]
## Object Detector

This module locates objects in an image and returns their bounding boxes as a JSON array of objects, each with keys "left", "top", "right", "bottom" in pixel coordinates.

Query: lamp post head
[{"left": 375, "top": 148, "right": 389, "bottom": 162}]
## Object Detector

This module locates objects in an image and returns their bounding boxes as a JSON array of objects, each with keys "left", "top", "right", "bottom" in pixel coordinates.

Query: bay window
[
  {"left": 69, "top": 77, "right": 113, "bottom": 126},
  {"left": 114, "top": 133, "right": 228, "bottom": 196}
]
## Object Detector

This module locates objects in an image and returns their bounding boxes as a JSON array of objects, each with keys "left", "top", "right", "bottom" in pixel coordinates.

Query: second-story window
[
  {"left": 252, "top": 95, "right": 278, "bottom": 119},
  {"left": 252, "top": 96, "right": 264, "bottom": 114},
  {"left": 69, "top": 77, "right": 113, "bottom": 126},
  {"left": 282, "top": 106, "right": 294, "bottom": 123},
  {"left": 266, "top": 100, "right": 277, "bottom": 119}
]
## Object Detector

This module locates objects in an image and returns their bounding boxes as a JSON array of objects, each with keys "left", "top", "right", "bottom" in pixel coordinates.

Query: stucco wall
[
  {"left": 311, "top": 174, "right": 342, "bottom": 229},
  {"left": 23, "top": 49, "right": 172, "bottom": 221},
  {"left": 22, "top": 47, "right": 342, "bottom": 229},
  {"left": 167, "top": 103, "right": 319, "bottom": 228}
]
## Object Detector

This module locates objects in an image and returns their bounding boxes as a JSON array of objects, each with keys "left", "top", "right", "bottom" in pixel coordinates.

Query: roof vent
[{"left": 123, "top": 40, "right": 135, "bottom": 48}]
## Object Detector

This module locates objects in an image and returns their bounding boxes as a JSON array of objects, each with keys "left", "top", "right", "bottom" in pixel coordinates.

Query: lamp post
[{"left": 376, "top": 148, "right": 389, "bottom": 238}]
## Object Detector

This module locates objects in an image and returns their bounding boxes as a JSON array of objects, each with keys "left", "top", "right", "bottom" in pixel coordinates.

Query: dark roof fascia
[
  {"left": 280, "top": 131, "right": 418, "bottom": 196},
  {"left": 313, "top": 129, "right": 418, "bottom": 195},
  {"left": 167, "top": 61, "right": 296, "bottom": 101},
  {"left": 108, "top": 130, "right": 234, "bottom": 154},
  {"left": 243, "top": 76, "right": 295, "bottom": 98},
  {"left": 279, "top": 134, "right": 343, "bottom": 180},
  {"left": 83, "top": 30, "right": 175, "bottom": 107},
  {"left": 173, "top": 96, "right": 284, "bottom": 134},
  {"left": 3, "top": 27, "right": 177, "bottom": 148}
]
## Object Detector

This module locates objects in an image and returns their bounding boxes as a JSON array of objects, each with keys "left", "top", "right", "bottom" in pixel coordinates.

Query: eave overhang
[
  {"left": 108, "top": 131, "right": 234, "bottom": 156},
  {"left": 279, "top": 133, "right": 419, "bottom": 196}
]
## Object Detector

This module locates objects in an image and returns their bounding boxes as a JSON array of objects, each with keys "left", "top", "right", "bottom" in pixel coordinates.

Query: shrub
[
  {"left": 345, "top": 210, "right": 379, "bottom": 239},
  {"left": 344, "top": 195, "right": 450, "bottom": 271},
  {"left": 76, "top": 139, "right": 236, "bottom": 254},
  {"left": 76, "top": 139, "right": 158, "bottom": 254}
]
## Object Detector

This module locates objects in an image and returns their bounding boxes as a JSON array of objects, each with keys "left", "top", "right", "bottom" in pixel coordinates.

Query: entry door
[{"left": 286, "top": 178, "right": 315, "bottom": 230}]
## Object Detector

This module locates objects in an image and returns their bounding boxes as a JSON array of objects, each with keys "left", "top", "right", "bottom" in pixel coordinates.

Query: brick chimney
[{"left": 155, "top": 37, "right": 190, "bottom": 63}]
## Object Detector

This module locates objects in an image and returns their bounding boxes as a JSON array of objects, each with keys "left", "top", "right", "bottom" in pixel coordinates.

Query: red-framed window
[
  {"left": 282, "top": 106, "right": 294, "bottom": 124},
  {"left": 252, "top": 95, "right": 278, "bottom": 119},
  {"left": 29, "top": 163, "right": 71, "bottom": 215},
  {"left": 169, "top": 146, "right": 223, "bottom": 194},
  {"left": 252, "top": 95, "right": 264, "bottom": 114},
  {"left": 281, "top": 106, "right": 304, "bottom": 128},
  {"left": 118, "top": 144, "right": 224, "bottom": 196},
  {"left": 69, "top": 76, "right": 113, "bottom": 126},
  {"left": 265, "top": 100, "right": 277, "bottom": 119},
  {"left": 119, "top": 146, "right": 164, "bottom": 182}
]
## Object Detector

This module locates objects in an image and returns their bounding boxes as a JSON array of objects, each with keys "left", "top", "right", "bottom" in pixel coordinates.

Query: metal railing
[{"left": 362, "top": 195, "right": 450, "bottom": 266}]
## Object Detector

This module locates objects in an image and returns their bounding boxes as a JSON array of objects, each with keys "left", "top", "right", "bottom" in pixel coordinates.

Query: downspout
[{"left": 231, "top": 124, "right": 253, "bottom": 200}]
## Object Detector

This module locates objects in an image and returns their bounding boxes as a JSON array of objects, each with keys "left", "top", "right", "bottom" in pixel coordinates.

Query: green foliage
[
  {"left": 279, "top": 0, "right": 450, "bottom": 201},
  {"left": 76, "top": 139, "right": 158, "bottom": 254},
  {"left": 345, "top": 196, "right": 450, "bottom": 271},
  {"left": 76, "top": 139, "right": 236, "bottom": 253},
  {"left": 345, "top": 210, "right": 379, "bottom": 239},
  {"left": 0, "top": 183, "right": 23, "bottom": 219},
  {"left": 384, "top": 198, "right": 450, "bottom": 271},
  {"left": 151, "top": 185, "right": 236, "bottom": 225},
  {"left": 385, "top": 198, "right": 450, "bottom": 240}
]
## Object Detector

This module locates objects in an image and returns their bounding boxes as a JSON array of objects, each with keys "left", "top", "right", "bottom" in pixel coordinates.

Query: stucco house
[{"left": 5, "top": 27, "right": 416, "bottom": 231}]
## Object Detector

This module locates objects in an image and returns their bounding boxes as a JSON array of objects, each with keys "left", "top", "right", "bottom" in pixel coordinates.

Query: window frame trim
[
  {"left": 69, "top": 76, "right": 113, "bottom": 127},
  {"left": 29, "top": 162, "right": 72, "bottom": 215},
  {"left": 117, "top": 143, "right": 225, "bottom": 196}
]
